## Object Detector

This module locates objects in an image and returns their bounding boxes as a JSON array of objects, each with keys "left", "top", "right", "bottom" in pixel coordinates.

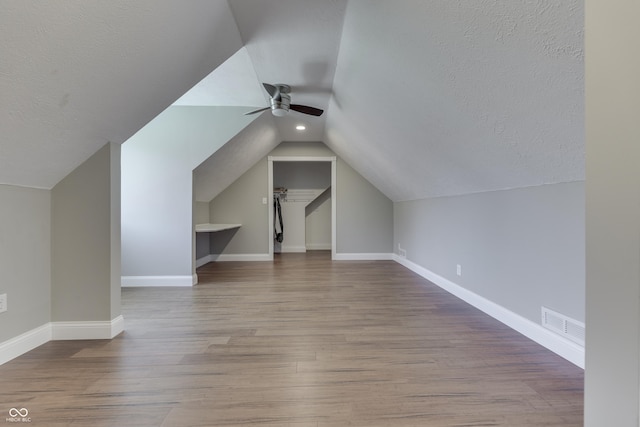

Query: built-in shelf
[{"left": 195, "top": 223, "right": 242, "bottom": 233}]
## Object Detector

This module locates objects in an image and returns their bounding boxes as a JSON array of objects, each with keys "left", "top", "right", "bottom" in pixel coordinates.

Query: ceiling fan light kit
[
  {"left": 245, "top": 83, "right": 324, "bottom": 117},
  {"left": 270, "top": 86, "right": 291, "bottom": 116}
]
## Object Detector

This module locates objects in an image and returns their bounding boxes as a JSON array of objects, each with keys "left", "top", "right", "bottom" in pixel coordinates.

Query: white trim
[
  {"left": 0, "top": 324, "right": 51, "bottom": 365},
  {"left": 196, "top": 254, "right": 215, "bottom": 268},
  {"left": 268, "top": 156, "right": 337, "bottom": 261},
  {"left": 541, "top": 306, "right": 585, "bottom": 346},
  {"left": 110, "top": 315, "right": 125, "bottom": 337},
  {"left": 51, "top": 315, "right": 125, "bottom": 340},
  {"left": 121, "top": 275, "right": 196, "bottom": 287},
  {"left": 306, "top": 243, "right": 332, "bottom": 250},
  {"left": 268, "top": 158, "right": 274, "bottom": 261},
  {"left": 331, "top": 159, "right": 337, "bottom": 261},
  {"left": 211, "top": 253, "right": 271, "bottom": 262},
  {"left": 195, "top": 223, "right": 241, "bottom": 233},
  {"left": 269, "top": 156, "right": 336, "bottom": 162},
  {"left": 0, "top": 317, "right": 125, "bottom": 365},
  {"left": 334, "top": 253, "right": 394, "bottom": 261},
  {"left": 393, "top": 255, "right": 585, "bottom": 368},
  {"left": 281, "top": 245, "right": 307, "bottom": 253}
]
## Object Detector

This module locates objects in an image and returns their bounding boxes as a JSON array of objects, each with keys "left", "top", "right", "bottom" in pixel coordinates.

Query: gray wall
[
  {"left": 274, "top": 161, "right": 331, "bottom": 189},
  {"left": 0, "top": 185, "right": 51, "bottom": 342},
  {"left": 270, "top": 142, "right": 334, "bottom": 157},
  {"left": 206, "top": 142, "right": 393, "bottom": 257},
  {"left": 336, "top": 159, "right": 393, "bottom": 254},
  {"left": 394, "top": 181, "right": 585, "bottom": 325},
  {"left": 52, "top": 142, "right": 121, "bottom": 322},
  {"left": 273, "top": 142, "right": 393, "bottom": 255},
  {"left": 306, "top": 194, "right": 332, "bottom": 250},
  {"left": 208, "top": 159, "right": 269, "bottom": 255},
  {"left": 585, "top": 0, "right": 640, "bottom": 423},
  {"left": 194, "top": 202, "right": 210, "bottom": 224},
  {"left": 121, "top": 106, "right": 256, "bottom": 280},
  {"left": 194, "top": 201, "right": 211, "bottom": 260}
]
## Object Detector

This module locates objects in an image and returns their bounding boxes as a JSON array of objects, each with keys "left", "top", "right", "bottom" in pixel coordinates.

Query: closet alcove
[{"left": 272, "top": 160, "right": 332, "bottom": 254}]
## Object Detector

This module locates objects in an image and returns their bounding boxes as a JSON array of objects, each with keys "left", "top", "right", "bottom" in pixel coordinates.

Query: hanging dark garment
[{"left": 274, "top": 196, "right": 284, "bottom": 243}]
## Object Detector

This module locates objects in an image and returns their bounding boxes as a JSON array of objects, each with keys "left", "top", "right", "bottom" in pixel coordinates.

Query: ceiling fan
[{"left": 245, "top": 83, "right": 324, "bottom": 117}]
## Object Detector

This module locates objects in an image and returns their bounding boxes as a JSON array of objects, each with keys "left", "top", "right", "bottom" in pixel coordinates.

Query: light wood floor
[{"left": 0, "top": 252, "right": 583, "bottom": 426}]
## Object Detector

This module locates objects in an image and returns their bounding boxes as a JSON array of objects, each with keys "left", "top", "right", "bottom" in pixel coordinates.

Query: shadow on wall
[
  {"left": 306, "top": 187, "right": 331, "bottom": 217},
  {"left": 210, "top": 228, "right": 240, "bottom": 255}
]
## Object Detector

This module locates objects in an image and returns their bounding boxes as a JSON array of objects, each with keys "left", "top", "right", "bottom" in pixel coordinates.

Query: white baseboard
[
  {"left": 306, "top": 243, "right": 332, "bottom": 250},
  {"left": 0, "top": 324, "right": 52, "bottom": 365},
  {"left": 0, "top": 316, "right": 125, "bottom": 365},
  {"left": 393, "top": 255, "right": 585, "bottom": 369},
  {"left": 281, "top": 245, "right": 307, "bottom": 253},
  {"left": 334, "top": 253, "right": 394, "bottom": 261},
  {"left": 52, "top": 315, "right": 125, "bottom": 340},
  {"left": 121, "top": 275, "right": 196, "bottom": 287},
  {"left": 211, "top": 253, "right": 271, "bottom": 262}
]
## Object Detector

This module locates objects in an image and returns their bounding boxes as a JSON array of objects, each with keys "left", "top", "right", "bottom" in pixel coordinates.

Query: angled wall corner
[
  {"left": 51, "top": 142, "right": 121, "bottom": 329},
  {"left": 335, "top": 159, "right": 393, "bottom": 255},
  {"left": 121, "top": 107, "right": 259, "bottom": 285}
]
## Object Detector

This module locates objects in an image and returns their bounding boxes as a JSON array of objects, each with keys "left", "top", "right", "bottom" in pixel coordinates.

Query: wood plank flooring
[{"left": 0, "top": 251, "right": 583, "bottom": 426}]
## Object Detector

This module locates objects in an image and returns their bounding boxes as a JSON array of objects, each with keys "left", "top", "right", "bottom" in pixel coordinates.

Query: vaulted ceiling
[
  {"left": 0, "top": 0, "right": 583, "bottom": 202},
  {"left": 326, "top": 0, "right": 583, "bottom": 201}
]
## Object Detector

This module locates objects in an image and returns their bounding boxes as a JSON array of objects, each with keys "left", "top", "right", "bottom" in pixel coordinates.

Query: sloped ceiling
[
  {"left": 194, "top": 112, "right": 281, "bottom": 202},
  {"left": 228, "top": 0, "right": 347, "bottom": 143},
  {"left": 173, "top": 48, "right": 267, "bottom": 108},
  {"left": 325, "top": 0, "right": 584, "bottom": 201},
  {"left": 1, "top": 0, "right": 584, "bottom": 203},
  {"left": 188, "top": 0, "right": 348, "bottom": 203},
  {"left": 0, "top": 0, "right": 243, "bottom": 189},
  {"left": 200, "top": 0, "right": 584, "bottom": 202}
]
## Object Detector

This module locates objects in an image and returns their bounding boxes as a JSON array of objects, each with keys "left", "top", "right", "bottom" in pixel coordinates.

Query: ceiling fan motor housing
[
  {"left": 270, "top": 91, "right": 291, "bottom": 116},
  {"left": 244, "top": 83, "right": 322, "bottom": 117}
]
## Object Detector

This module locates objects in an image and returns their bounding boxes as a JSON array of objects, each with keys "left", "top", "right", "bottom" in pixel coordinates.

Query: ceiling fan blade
[
  {"left": 244, "top": 106, "right": 270, "bottom": 116},
  {"left": 263, "top": 83, "right": 278, "bottom": 98},
  {"left": 290, "top": 104, "right": 324, "bottom": 117}
]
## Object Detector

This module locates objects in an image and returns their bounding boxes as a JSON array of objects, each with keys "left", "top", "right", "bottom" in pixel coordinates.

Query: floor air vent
[{"left": 541, "top": 307, "right": 585, "bottom": 347}]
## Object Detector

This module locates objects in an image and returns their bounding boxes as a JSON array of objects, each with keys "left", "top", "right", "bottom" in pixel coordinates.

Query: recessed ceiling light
[{"left": 296, "top": 125, "right": 306, "bottom": 131}]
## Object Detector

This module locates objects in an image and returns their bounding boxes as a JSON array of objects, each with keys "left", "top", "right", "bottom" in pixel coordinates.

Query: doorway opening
[{"left": 267, "top": 156, "right": 336, "bottom": 260}]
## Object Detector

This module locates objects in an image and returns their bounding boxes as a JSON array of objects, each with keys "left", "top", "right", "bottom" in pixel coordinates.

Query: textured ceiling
[
  {"left": 195, "top": 0, "right": 584, "bottom": 202},
  {"left": 173, "top": 48, "right": 267, "bottom": 108},
  {"left": 1, "top": 0, "right": 584, "bottom": 203},
  {"left": 227, "top": 0, "right": 347, "bottom": 143},
  {"left": 0, "top": 0, "right": 243, "bottom": 189},
  {"left": 325, "top": 0, "right": 584, "bottom": 201}
]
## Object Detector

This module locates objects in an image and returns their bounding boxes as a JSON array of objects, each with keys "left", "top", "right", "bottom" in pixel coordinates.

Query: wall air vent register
[{"left": 541, "top": 306, "right": 585, "bottom": 347}]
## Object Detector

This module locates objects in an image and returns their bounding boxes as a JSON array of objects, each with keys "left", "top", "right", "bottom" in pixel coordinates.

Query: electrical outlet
[
  {"left": 397, "top": 244, "right": 407, "bottom": 258},
  {"left": 456, "top": 264, "right": 462, "bottom": 276},
  {"left": 0, "top": 293, "right": 7, "bottom": 313}
]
